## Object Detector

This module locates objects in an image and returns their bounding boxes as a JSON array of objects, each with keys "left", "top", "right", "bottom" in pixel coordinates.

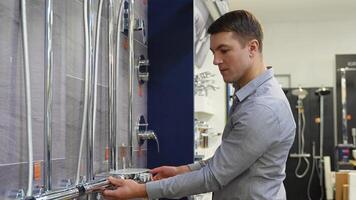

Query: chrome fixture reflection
[
  {"left": 136, "top": 115, "right": 160, "bottom": 152},
  {"left": 20, "top": 0, "right": 34, "bottom": 196},
  {"left": 44, "top": 0, "right": 53, "bottom": 191},
  {"left": 337, "top": 67, "right": 356, "bottom": 144},
  {"left": 290, "top": 86, "right": 310, "bottom": 178},
  {"left": 136, "top": 55, "right": 150, "bottom": 84}
]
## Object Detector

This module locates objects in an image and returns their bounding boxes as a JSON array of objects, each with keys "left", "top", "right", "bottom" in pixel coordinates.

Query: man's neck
[{"left": 237, "top": 60, "right": 266, "bottom": 88}]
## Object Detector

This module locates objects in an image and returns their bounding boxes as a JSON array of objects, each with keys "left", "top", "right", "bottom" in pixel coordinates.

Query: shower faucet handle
[
  {"left": 137, "top": 130, "right": 160, "bottom": 153},
  {"left": 134, "top": 19, "right": 144, "bottom": 31},
  {"left": 134, "top": 18, "right": 147, "bottom": 44},
  {"left": 136, "top": 55, "right": 150, "bottom": 84},
  {"left": 136, "top": 115, "right": 159, "bottom": 152}
]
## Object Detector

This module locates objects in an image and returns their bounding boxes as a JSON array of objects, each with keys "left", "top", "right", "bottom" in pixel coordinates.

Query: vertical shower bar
[
  {"left": 340, "top": 69, "right": 348, "bottom": 144},
  {"left": 20, "top": 0, "right": 34, "bottom": 196},
  {"left": 44, "top": 0, "right": 53, "bottom": 191},
  {"left": 320, "top": 95, "right": 324, "bottom": 158},
  {"left": 87, "top": 0, "right": 95, "bottom": 182},
  {"left": 128, "top": 0, "right": 135, "bottom": 167},
  {"left": 75, "top": 0, "right": 90, "bottom": 185},
  {"left": 108, "top": 0, "right": 115, "bottom": 171},
  {"left": 91, "top": 0, "right": 104, "bottom": 177},
  {"left": 115, "top": 0, "right": 126, "bottom": 170}
]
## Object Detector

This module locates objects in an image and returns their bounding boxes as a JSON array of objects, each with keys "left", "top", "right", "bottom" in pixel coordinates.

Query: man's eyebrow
[{"left": 210, "top": 44, "right": 230, "bottom": 52}]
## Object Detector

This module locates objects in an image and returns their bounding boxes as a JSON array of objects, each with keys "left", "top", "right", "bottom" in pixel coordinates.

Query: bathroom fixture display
[
  {"left": 20, "top": 0, "right": 34, "bottom": 196},
  {"left": 44, "top": 0, "right": 53, "bottom": 191},
  {"left": 127, "top": 0, "right": 154, "bottom": 167},
  {"left": 100, "top": 0, "right": 155, "bottom": 185},
  {"left": 290, "top": 86, "right": 310, "bottom": 178},
  {"left": 136, "top": 115, "right": 159, "bottom": 152},
  {"left": 194, "top": 120, "right": 211, "bottom": 149},
  {"left": 136, "top": 55, "right": 150, "bottom": 84},
  {"left": 3, "top": 0, "right": 152, "bottom": 198},
  {"left": 194, "top": 71, "right": 219, "bottom": 96},
  {"left": 306, "top": 87, "right": 331, "bottom": 200},
  {"left": 315, "top": 87, "right": 331, "bottom": 160},
  {"left": 337, "top": 67, "right": 356, "bottom": 145}
]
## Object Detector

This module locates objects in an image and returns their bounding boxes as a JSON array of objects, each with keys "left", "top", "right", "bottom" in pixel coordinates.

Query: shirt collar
[{"left": 234, "top": 68, "right": 274, "bottom": 102}]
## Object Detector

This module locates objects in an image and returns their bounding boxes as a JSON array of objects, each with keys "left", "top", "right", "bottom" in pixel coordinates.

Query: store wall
[{"left": 262, "top": 19, "right": 356, "bottom": 88}]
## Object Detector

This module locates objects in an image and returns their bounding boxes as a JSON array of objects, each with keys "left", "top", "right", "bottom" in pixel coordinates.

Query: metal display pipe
[
  {"left": 31, "top": 179, "right": 111, "bottom": 200},
  {"left": 75, "top": 0, "right": 90, "bottom": 185},
  {"left": 128, "top": 0, "right": 135, "bottom": 167},
  {"left": 320, "top": 95, "right": 324, "bottom": 158},
  {"left": 115, "top": 0, "right": 126, "bottom": 169},
  {"left": 86, "top": 0, "right": 95, "bottom": 182},
  {"left": 108, "top": 0, "right": 115, "bottom": 170},
  {"left": 44, "top": 0, "right": 53, "bottom": 191},
  {"left": 20, "top": 0, "right": 34, "bottom": 196},
  {"left": 90, "top": 0, "right": 104, "bottom": 179}
]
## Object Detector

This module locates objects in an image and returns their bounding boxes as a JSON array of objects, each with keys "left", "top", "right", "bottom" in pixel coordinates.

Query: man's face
[{"left": 210, "top": 32, "right": 252, "bottom": 83}]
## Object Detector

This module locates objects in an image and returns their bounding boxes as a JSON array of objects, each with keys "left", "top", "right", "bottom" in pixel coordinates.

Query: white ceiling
[{"left": 228, "top": 0, "right": 356, "bottom": 23}]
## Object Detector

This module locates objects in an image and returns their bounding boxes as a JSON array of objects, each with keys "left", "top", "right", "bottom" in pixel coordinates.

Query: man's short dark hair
[{"left": 208, "top": 10, "right": 263, "bottom": 52}]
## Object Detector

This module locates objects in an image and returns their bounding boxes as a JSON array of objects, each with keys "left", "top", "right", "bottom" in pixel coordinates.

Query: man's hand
[
  {"left": 102, "top": 176, "right": 147, "bottom": 200},
  {"left": 150, "top": 165, "right": 190, "bottom": 181}
]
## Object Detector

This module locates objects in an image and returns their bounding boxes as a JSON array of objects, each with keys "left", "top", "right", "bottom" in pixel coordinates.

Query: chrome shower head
[
  {"left": 292, "top": 86, "right": 308, "bottom": 99},
  {"left": 315, "top": 87, "right": 331, "bottom": 96}
]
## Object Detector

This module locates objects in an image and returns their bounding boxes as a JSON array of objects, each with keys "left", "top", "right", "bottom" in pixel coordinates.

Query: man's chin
[{"left": 223, "top": 77, "right": 238, "bottom": 84}]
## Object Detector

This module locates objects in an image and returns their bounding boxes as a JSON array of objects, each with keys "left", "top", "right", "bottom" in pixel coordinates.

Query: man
[{"left": 102, "top": 10, "right": 295, "bottom": 200}]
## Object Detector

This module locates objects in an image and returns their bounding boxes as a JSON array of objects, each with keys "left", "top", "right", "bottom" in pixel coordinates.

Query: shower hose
[{"left": 295, "top": 109, "right": 310, "bottom": 178}]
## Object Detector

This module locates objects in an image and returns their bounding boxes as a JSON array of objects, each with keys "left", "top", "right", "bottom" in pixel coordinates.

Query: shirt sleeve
[
  {"left": 146, "top": 103, "right": 281, "bottom": 198},
  {"left": 187, "top": 158, "right": 211, "bottom": 171}
]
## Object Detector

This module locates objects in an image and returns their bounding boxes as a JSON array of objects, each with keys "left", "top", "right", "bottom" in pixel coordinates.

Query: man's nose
[{"left": 213, "top": 55, "right": 222, "bottom": 65}]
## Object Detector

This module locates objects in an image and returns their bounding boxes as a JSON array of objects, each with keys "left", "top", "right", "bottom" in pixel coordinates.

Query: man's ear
[{"left": 248, "top": 39, "right": 259, "bottom": 56}]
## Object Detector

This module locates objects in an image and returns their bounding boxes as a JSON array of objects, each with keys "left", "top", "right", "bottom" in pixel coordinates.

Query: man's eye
[{"left": 221, "top": 49, "right": 229, "bottom": 54}]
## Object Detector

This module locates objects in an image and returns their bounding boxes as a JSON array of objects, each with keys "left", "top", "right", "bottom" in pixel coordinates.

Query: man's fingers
[
  {"left": 149, "top": 166, "right": 163, "bottom": 174},
  {"left": 101, "top": 194, "right": 116, "bottom": 200},
  {"left": 102, "top": 189, "right": 117, "bottom": 198},
  {"left": 152, "top": 174, "right": 162, "bottom": 181},
  {"left": 108, "top": 176, "right": 125, "bottom": 186}
]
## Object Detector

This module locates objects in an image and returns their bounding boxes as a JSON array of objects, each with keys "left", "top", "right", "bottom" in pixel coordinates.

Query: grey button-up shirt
[{"left": 146, "top": 68, "right": 296, "bottom": 200}]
